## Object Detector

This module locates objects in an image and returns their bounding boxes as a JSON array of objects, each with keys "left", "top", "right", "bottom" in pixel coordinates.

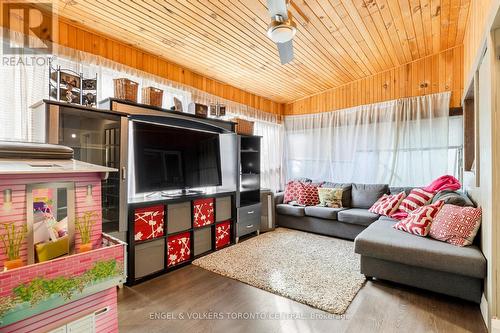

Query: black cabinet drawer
[
  {"left": 237, "top": 203, "right": 261, "bottom": 237},
  {"left": 238, "top": 203, "right": 261, "bottom": 223},
  {"left": 237, "top": 217, "right": 259, "bottom": 236}
]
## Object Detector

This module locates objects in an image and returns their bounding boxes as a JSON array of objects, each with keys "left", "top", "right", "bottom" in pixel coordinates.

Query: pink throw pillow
[
  {"left": 393, "top": 201, "right": 444, "bottom": 236},
  {"left": 399, "top": 188, "right": 435, "bottom": 212},
  {"left": 369, "top": 192, "right": 406, "bottom": 217},
  {"left": 429, "top": 204, "right": 482, "bottom": 246},
  {"left": 392, "top": 188, "right": 434, "bottom": 217},
  {"left": 297, "top": 183, "right": 321, "bottom": 206},
  {"left": 283, "top": 181, "right": 302, "bottom": 204}
]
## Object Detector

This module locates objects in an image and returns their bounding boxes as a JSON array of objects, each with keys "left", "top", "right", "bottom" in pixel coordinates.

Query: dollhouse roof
[{"left": 0, "top": 159, "right": 117, "bottom": 175}]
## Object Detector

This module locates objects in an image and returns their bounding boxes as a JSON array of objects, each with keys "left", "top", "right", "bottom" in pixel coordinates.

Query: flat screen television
[{"left": 133, "top": 121, "right": 222, "bottom": 193}]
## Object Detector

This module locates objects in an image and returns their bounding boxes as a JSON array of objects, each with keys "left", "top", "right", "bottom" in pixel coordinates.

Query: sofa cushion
[
  {"left": 429, "top": 204, "right": 482, "bottom": 246},
  {"left": 276, "top": 204, "right": 305, "bottom": 217},
  {"left": 351, "top": 183, "right": 389, "bottom": 209},
  {"left": 431, "top": 190, "right": 475, "bottom": 207},
  {"left": 283, "top": 181, "right": 303, "bottom": 204},
  {"left": 337, "top": 208, "right": 380, "bottom": 226},
  {"left": 354, "top": 219, "right": 486, "bottom": 279},
  {"left": 304, "top": 206, "right": 346, "bottom": 220},
  {"left": 390, "top": 187, "right": 414, "bottom": 195},
  {"left": 323, "top": 183, "right": 352, "bottom": 207},
  {"left": 317, "top": 187, "right": 343, "bottom": 208},
  {"left": 378, "top": 215, "right": 398, "bottom": 223},
  {"left": 297, "top": 182, "right": 321, "bottom": 206},
  {"left": 398, "top": 188, "right": 435, "bottom": 213},
  {"left": 369, "top": 192, "right": 406, "bottom": 217},
  {"left": 393, "top": 200, "right": 444, "bottom": 237}
]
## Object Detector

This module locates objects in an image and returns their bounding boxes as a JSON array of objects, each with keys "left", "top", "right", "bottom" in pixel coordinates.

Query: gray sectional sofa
[
  {"left": 275, "top": 182, "right": 487, "bottom": 303},
  {"left": 275, "top": 183, "right": 387, "bottom": 240}
]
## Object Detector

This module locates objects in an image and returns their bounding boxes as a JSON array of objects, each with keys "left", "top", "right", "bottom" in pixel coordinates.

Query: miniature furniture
[{"left": 0, "top": 142, "right": 126, "bottom": 332}]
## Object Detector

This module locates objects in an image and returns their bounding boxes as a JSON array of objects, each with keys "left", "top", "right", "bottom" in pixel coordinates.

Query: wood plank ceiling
[{"left": 52, "top": 0, "right": 470, "bottom": 104}]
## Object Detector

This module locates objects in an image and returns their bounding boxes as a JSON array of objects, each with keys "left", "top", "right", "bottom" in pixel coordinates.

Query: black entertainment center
[
  {"left": 236, "top": 135, "right": 262, "bottom": 242},
  {"left": 33, "top": 98, "right": 261, "bottom": 284}
]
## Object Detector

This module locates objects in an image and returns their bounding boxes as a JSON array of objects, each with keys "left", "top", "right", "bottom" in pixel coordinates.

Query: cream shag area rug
[{"left": 192, "top": 228, "right": 365, "bottom": 314}]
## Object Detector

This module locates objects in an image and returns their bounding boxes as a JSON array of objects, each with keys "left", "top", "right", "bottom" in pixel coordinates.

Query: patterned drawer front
[
  {"left": 216, "top": 196, "right": 232, "bottom": 222},
  {"left": 193, "top": 198, "right": 214, "bottom": 227},
  {"left": 216, "top": 221, "right": 231, "bottom": 249},
  {"left": 167, "top": 232, "right": 191, "bottom": 267},
  {"left": 134, "top": 205, "right": 165, "bottom": 241}
]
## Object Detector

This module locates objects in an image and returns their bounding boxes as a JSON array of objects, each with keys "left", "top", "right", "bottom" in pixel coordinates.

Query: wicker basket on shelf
[
  {"left": 113, "top": 78, "right": 138, "bottom": 102},
  {"left": 142, "top": 87, "right": 163, "bottom": 107},
  {"left": 232, "top": 118, "right": 254, "bottom": 135}
]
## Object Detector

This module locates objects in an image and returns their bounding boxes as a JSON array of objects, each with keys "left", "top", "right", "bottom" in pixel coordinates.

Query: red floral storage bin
[
  {"left": 193, "top": 198, "right": 214, "bottom": 228},
  {"left": 167, "top": 232, "right": 191, "bottom": 267},
  {"left": 134, "top": 205, "right": 165, "bottom": 242},
  {"left": 216, "top": 221, "right": 231, "bottom": 249}
]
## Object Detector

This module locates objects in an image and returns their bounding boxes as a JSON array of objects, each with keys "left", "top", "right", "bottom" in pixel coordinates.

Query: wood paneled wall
[
  {"left": 1, "top": 6, "right": 283, "bottom": 116},
  {"left": 57, "top": 19, "right": 284, "bottom": 115},
  {"left": 285, "top": 46, "right": 463, "bottom": 115},
  {"left": 463, "top": 0, "right": 496, "bottom": 94}
]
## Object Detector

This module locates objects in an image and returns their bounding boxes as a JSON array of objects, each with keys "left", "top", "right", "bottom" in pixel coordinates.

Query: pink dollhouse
[{"left": 0, "top": 142, "right": 126, "bottom": 332}]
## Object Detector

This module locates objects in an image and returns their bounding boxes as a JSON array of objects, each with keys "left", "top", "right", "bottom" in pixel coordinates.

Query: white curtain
[
  {"left": 284, "top": 92, "right": 462, "bottom": 187},
  {"left": 253, "top": 121, "right": 285, "bottom": 192},
  {"left": 0, "top": 40, "right": 49, "bottom": 142}
]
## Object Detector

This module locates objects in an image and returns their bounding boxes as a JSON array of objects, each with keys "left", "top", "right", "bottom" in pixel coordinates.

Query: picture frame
[
  {"left": 59, "top": 71, "right": 81, "bottom": 90},
  {"left": 82, "top": 79, "right": 97, "bottom": 90},
  {"left": 173, "top": 97, "right": 183, "bottom": 112}
]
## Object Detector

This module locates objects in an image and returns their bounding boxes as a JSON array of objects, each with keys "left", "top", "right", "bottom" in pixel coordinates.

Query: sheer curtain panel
[{"left": 284, "top": 92, "right": 462, "bottom": 187}]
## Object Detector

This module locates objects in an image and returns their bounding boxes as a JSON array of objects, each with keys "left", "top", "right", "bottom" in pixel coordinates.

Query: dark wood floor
[{"left": 117, "top": 265, "right": 487, "bottom": 333}]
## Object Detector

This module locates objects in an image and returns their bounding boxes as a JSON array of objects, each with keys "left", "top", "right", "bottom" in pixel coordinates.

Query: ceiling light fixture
[{"left": 267, "top": 15, "right": 297, "bottom": 43}]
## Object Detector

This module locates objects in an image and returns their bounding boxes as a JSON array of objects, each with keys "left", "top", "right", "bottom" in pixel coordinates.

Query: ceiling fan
[{"left": 266, "top": 0, "right": 297, "bottom": 65}]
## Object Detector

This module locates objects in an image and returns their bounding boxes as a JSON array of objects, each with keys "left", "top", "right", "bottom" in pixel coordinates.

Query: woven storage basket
[
  {"left": 113, "top": 78, "right": 138, "bottom": 102},
  {"left": 232, "top": 118, "right": 254, "bottom": 135},
  {"left": 142, "top": 87, "right": 163, "bottom": 107}
]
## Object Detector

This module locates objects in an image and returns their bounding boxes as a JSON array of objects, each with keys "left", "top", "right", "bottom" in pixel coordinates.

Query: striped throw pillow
[{"left": 398, "top": 188, "right": 435, "bottom": 214}]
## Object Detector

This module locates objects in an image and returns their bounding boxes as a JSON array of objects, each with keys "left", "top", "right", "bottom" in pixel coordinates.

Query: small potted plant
[
  {"left": 0, "top": 223, "right": 28, "bottom": 270},
  {"left": 76, "top": 211, "right": 96, "bottom": 253}
]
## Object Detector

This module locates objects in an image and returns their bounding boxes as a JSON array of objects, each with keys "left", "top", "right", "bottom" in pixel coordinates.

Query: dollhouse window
[{"left": 26, "top": 182, "right": 76, "bottom": 264}]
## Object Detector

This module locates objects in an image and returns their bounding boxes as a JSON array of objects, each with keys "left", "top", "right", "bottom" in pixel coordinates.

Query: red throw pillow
[
  {"left": 395, "top": 188, "right": 434, "bottom": 214},
  {"left": 429, "top": 204, "right": 482, "bottom": 246},
  {"left": 297, "top": 183, "right": 321, "bottom": 206},
  {"left": 393, "top": 200, "right": 444, "bottom": 236},
  {"left": 369, "top": 192, "right": 406, "bottom": 217},
  {"left": 283, "top": 181, "right": 302, "bottom": 204}
]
